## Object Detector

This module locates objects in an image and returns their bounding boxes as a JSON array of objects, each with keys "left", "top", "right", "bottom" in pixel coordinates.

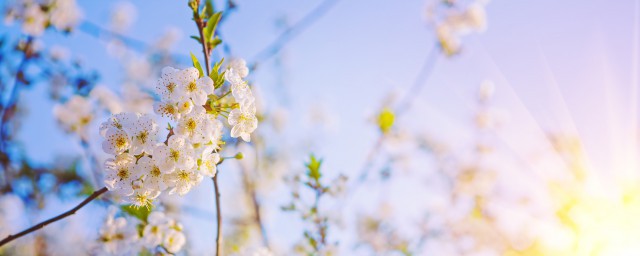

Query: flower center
[
  {"left": 186, "top": 119, "right": 197, "bottom": 133},
  {"left": 115, "top": 136, "right": 128, "bottom": 149},
  {"left": 167, "top": 82, "right": 176, "bottom": 93},
  {"left": 117, "top": 167, "right": 130, "bottom": 180},
  {"left": 151, "top": 166, "right": 161, "bottom": 177},
  {"left": 137, "top": 130, "right": 148, "bottom": 144},
  {"left": 187, "top": 81, "right": 198, "bottom": 92},
  {"left": 170, "top": 149, "right": 180, "bottom": 162},
  {"left": 178, "top": 170, "right": 189, "bottom": 181},
  {"left": 205, "top": 159, "right": 214, "bottom": 171},
  {"left": 133, "top": 193, "right": 152, "bottom": 209}
]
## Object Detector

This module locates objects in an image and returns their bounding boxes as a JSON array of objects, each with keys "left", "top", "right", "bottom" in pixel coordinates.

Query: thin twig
[
  {"left": 0, "top": 37, "right": 33, "bottom": 152},
  {"left": 249, "top": 0, "right": 341, "bottom": 70},
  {"left": 193, "top": 6, "right": 221, "bottom": 254},
  {"left": 195, "top": 18, "right": 212, "bottom": 76},
  {"left": 239, "top": 162, "right": 270, "bottom": 248},
  {"left": 0, "top": 187, "right": 108, "bottom": 247},
  {"left": 352, "top": 45, "right": 440, "bottom": 188},
  {"left": 212, "top": 175, "right": 223, "bottom": 256},
  {"left": 394, "top": 45, "right": 439, "bottom": 115},
  {"left": 78, "top": 21, "right": 191, "bottom": 64}
]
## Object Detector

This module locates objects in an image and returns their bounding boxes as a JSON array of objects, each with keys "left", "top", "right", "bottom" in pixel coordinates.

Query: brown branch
[
  {"left": 0, "top": 187, "right": 108, "bottom": 247},
  {"left": 212, "top": 176, "right": 223, "bottom": 256},
  {"left": 239, "top": 163, "right": 270, "bottom": 248},
  {"left": 193, "top": 4, "right": 220, "bottom": 254},
  {"left": 195, "top": 18, "right": 212, "bottom": 76}
]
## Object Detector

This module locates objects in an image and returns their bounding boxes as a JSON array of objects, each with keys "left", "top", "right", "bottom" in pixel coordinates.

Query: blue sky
[{"left": 5, "top": 0, "right": 640, "bottom": 253}]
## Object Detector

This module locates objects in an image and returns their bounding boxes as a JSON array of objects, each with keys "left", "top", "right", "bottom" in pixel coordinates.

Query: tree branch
[
  {"left": 239, "top": 163, "right": 269, "bottom": 248},
  {"left": 212, "top": 176, "right": 222, "bottom": 256},
  {"left": 249, "top": 0, "right": 341, "bottom": 70},
  {"left": 0, "top": 187, "right": 108, "bottom": 247},
  {"left": 194, "top": 18, "right": 211, "bottom": 76}
]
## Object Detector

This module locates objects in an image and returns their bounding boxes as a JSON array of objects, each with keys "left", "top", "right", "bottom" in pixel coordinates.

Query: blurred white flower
[
  {"left": 49, "top": 0, "right": 82, "bottom": 31},
  {"left": 163, "top": 228, "right": 186, "bottom": 253},
  {"left": 109, "top": 1, "right": 136, "bottom": 33},
  {"left": 21, "top": 4, "right": 47, "bottom": 36},
  {"left": 96, "top": 207, "right": 139, "bottom": 255},
  {"left": 53, "top": 95, "right": 94, "bottom": 140},
  {"left": 90, "top": 85, "right": 124, "bottom": 114},
  {"left": 227, "top": 58, "right": 249, "bottom": 78}
]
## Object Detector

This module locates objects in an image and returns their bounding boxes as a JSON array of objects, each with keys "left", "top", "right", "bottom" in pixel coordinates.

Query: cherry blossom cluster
[
  {"left": 95, "top": 207, "right": 186, "bottom": 255},
  {"left": 3, "top": 0, "right": 82, "bottom": 36},
  {"left": 426, "top": 0, "right": 489, "bottom": 56},
  {"left": 99, "top": 61, "right": 257, "bottom": 206}
]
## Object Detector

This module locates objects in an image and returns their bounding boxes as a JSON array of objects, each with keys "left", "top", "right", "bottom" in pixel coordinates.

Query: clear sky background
[{"left": 5, "top": 0, "right": 640, "bottom": 253}]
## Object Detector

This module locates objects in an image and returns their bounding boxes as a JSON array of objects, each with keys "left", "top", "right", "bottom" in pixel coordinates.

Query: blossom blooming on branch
[
  {"left": 98, "top": 62, "right": 256, "bottom": 206},
  {"left": 427, "top": 0, "right": 489, "bottom": 56},
  {"left": 96, "top": 207, "right": 139, "bottom": 256},
  {"left": 95, "top": 207, "right": 186, "bottom": 255},
  {"left": 3, "top": 0, "right": 82, "bottom": 36}
]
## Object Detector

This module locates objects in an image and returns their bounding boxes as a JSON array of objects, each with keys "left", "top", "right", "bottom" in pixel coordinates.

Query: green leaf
[
  {"left": 306, "top": 154, "right": 322, "bottom": 182},
  {"left": 205, "top": 0, "right": 215, "bottom": 18},
  {"left": 213, "top": 57, "right": 225, "bottom": 73},
  {"left": 214, "top": 71, "right": 226, "bottom": 89},
  {"left": 200, "top": 5, "right": 208, "bottom": 19},
  {"left": 121, "top": 204, "right": 152, "bottom": 222},
  {"left": 190, "top": 52, "right": 204, "bottom": 77},
  {"left": 190, "top": 35, "right": 202, "bottom": 44},
  {"left": 210, "top": 37, "right": 222, "bottom": 48},
  {"left": 204, "top": 12, "right": 222, "bottom": 44}
]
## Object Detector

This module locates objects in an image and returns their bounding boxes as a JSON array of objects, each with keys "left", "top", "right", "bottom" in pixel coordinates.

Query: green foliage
[
  {"left": 203, "top": 12, "right": 222, "bottom": 46},
  {"left": 377, "top": 107, "right": 395, "bottom": 134},
  {"left": 210, "top": 58, "right": 226, "bottom": 89},
  {"left": 120, "top": 204, "right": 152, "bottom": 223},
  {"left": 190, "top": 52, "right": 204, "bottom": 77},
  {"left": 306, "top": 154, "right": 322, "bottom": 185},
  {"left": 204, "top": 0, "right": 215, "bottom": 18},
  {"left": 190, "top": 35, "right": 201, "bottom": 45}
]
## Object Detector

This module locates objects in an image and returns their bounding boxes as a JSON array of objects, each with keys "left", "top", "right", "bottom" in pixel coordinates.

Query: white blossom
[
  {"left": 128, "top": 114, "right": 159, "bottom": 155},
  {"left": 166, "top": 168, "right": 203, "bottom": 196},
  {"left": 135, "top": 156, "right": 168, "bottom": 193},
  {"left": 225, "top": 68, "right": 254, "bottom": 102},
  {"left": 227, "top": 58, "right": 249, "bottom": 78},
  {"left": 99, "top": 112, "right": 138, "bottom": 137},
  {"left": 178, "top": 67, "right": 214, "bottom": 106},
  {"left": 228, "top": 99, "right": 258, "bottom": 142},
  {"left": 198, "top": 150, "right": 220, "bottom": 177},
  {"left": 154, "top": 135, "right": 195, "bottom": 173},
  {"left": 101, "top": 127, "right": 132, "bottom": 155},
  {"left": 156, "top": 67, "right": 183, "bottom": 102},
  {"left": 175, "top": 106, "right": 209, "bottom": 143},
  {"left": 104, "top": 153, "right": 138, "bottom": 196}
]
